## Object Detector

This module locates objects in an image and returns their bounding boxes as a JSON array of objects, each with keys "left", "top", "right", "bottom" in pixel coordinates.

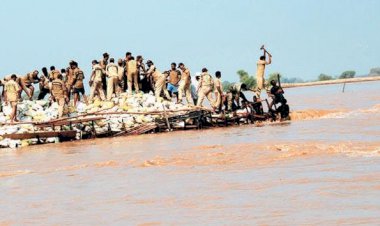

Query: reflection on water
[{"left": 0, "top": 81, "right": 379, "bottom": 225}]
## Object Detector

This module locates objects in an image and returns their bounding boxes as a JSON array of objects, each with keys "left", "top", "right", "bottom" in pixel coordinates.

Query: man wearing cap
[
  {"left": 106, "top": 58, "right": 119, "bottom": 100},
  {"left": 197, "top": 68, "right": 216, "bottom": 109},
  {"left": 178, "top": 63, "right": 193, "bottom": 105},
  {"left": 4, "top": 74, "right": 21, "bottom": 122},
  {"left": 125, "top": 52, "right": 139, "bottom": 94},
  {"left": 89, "top": 60, "right": 106, "bottom": 102},
  {"left": 167, "top": 62, "right": 181, "bottom": 101},
  {"left": 19, "top": 70, "right": 40, "bottom": 100},
  {"left": 146, "top": 60, "right": 171, "bottom": 101},
  {"left": 49, "top": 73, "right": 68, "bottom": 118}
]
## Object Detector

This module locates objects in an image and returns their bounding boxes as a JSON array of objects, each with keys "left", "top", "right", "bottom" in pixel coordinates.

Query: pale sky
[{"left": 0, "top": 0, "right": 379, "bottom": 82}]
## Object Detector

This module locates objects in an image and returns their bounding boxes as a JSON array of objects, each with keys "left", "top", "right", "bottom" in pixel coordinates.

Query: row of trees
[
  {"left": 222, "top": 69, "right": 360, "bottom": 91},
  {"left": 318, "top": 70, "right": 356, "bottom": 81}
]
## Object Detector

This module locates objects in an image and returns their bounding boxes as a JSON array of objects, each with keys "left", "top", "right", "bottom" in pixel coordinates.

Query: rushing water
[{"left": 0, "top": 81, "right": 379, "bottom": 225}]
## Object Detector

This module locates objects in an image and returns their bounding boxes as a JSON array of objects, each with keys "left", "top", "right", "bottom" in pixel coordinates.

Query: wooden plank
[
  {"left": 2, "top": 130, "right": 77, "bottom": 140},
  {"left": 36, "top": 117, "right": 106, "bottom": 127}
]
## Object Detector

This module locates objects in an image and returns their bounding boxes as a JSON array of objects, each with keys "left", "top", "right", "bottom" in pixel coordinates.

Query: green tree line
[{"left": 222, "top": 69, "right": 359, "bottom": 90}]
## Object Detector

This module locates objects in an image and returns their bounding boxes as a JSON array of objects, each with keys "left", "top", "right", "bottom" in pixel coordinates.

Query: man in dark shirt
[
  {"left": 269, "top": 80, "right": 290, "bottom": 120},
  {"left": 252, "top": 95, "right": 264, "bottom": 115},
  {"left": 269, "top": 80, "right": 285, "bottom": 109}
]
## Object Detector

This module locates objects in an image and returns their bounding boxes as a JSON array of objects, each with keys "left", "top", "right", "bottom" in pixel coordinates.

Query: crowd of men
[{"left": 0, "top": 49, "right": 288, "bottom": 122}]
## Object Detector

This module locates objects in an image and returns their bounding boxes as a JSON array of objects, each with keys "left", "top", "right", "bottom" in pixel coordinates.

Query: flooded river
[{"left": 0, "top": 81, "right": 379, "bottom": 225}]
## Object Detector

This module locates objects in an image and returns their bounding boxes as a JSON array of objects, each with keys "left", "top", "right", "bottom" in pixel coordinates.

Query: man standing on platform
[
  {"left": 255, "top": 46, "right": 272, "bottom": 99},
  {"left": 4, "top": 74, "right": 21, "bottom": 122}
]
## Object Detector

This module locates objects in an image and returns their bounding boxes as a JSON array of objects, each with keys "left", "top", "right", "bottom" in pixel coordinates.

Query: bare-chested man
[
  {"left": 19, "top": 70, "right": 39, "bottom": 100},
  {"left": 166, "top": 63, "right": 181, "bottom": 101}
]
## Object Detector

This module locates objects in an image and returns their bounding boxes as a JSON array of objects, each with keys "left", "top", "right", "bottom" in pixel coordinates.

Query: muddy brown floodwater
[{"left": 0, "top": 81, "right": 379, "bottom": 225}]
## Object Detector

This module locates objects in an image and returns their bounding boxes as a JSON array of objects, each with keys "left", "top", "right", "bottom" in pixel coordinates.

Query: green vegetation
[
  {"left": 369, "top": 67, "right": 380, "bottom": 76},
  {"left": 237, "top": 70, "right": 256, "bottom": 89},
  {"left": 318, "top": 73, "right": 333, "bottom": 81},
  {"left": 221, "top": 67, "right": 375, "bottom": 88},
  {"left": 339, "top": 70, "right": 355, "bottom": 79}
]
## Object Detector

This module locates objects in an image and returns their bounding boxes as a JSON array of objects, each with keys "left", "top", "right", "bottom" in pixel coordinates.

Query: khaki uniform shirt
[
  {"left": 147, "top": 65, "right": 163, "bottom": 82},
  {"left": 199, "top": 72, "right": 213, "bottom": 88},
  {"left": 256, "top": 60, "right": 267, "bottom": 78},
  {"left": 117, "top": 66, "right": 125, "bottom": 80},
  {"left": 127, "top": 60, "right": 137, "bottom": 74},
  {"left": 92, "top": 64, "right": 103, "bottom": 82},
  {"left": 180, "top": 68, "right": 191, "bottom": 85},
  {"left": 50, "top": 79, "right": 66, "bottom": 98},
  {"left": 214, "top": 78, "right": 223, "bottom": 93},
  {"left": 106, "top": 63, "right": 119, "bottom": 77},
  {"left": 5, "top": 80, "right": 20, "bottom": 102}
]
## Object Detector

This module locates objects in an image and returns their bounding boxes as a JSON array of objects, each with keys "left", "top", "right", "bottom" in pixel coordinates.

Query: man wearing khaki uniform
[
  {"left": 125, "top": 52, "right": 139, "bottom": 94},
  {"left": 117, "top": 59, "right": 125, "bottom": 93},
  {"left": 89, "top": 60, "right": 106, "bottom": 102},
  {"left": 50, "top": 74, "right": 68, "bottom": 118},
  {"left": 178, "top": 63, "right": 193, "bottom": 105},
  {"left": 106, "top": 58, "right": 119, "bottom": 100},
  {"left": 256, "top": 51, "right": 272, "bottom": 99},
  {"left": 197, "top": 68, "right": 216, "bottom": 109},
  {"left": 146, "top": 60, "right": 171, "bottom": 101},
  {"left": 214, "top": 71, "right": 223, "bottom": 111},
  {"left": 4, "top": 74, "right": 21, "bottom": 122}
]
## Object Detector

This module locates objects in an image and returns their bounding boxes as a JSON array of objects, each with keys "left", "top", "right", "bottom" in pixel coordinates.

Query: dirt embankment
[{"left": 282, "top": 76, "right": 380, "bottom": 88}]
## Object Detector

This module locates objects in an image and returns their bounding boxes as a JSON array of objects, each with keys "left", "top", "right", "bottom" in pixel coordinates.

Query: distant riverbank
[{"left": 282, "top": 76, "right": 380, "bottom": 88}]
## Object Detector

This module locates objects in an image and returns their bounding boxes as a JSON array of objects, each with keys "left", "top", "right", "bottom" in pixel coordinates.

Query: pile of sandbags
[{"left": 0, "top": 92, "right": 193, "bottom": 148}]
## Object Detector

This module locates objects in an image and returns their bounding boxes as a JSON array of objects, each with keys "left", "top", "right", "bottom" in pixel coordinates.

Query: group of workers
[{"left": 0, "top": 47, "right": 288, "bottom": 122}]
